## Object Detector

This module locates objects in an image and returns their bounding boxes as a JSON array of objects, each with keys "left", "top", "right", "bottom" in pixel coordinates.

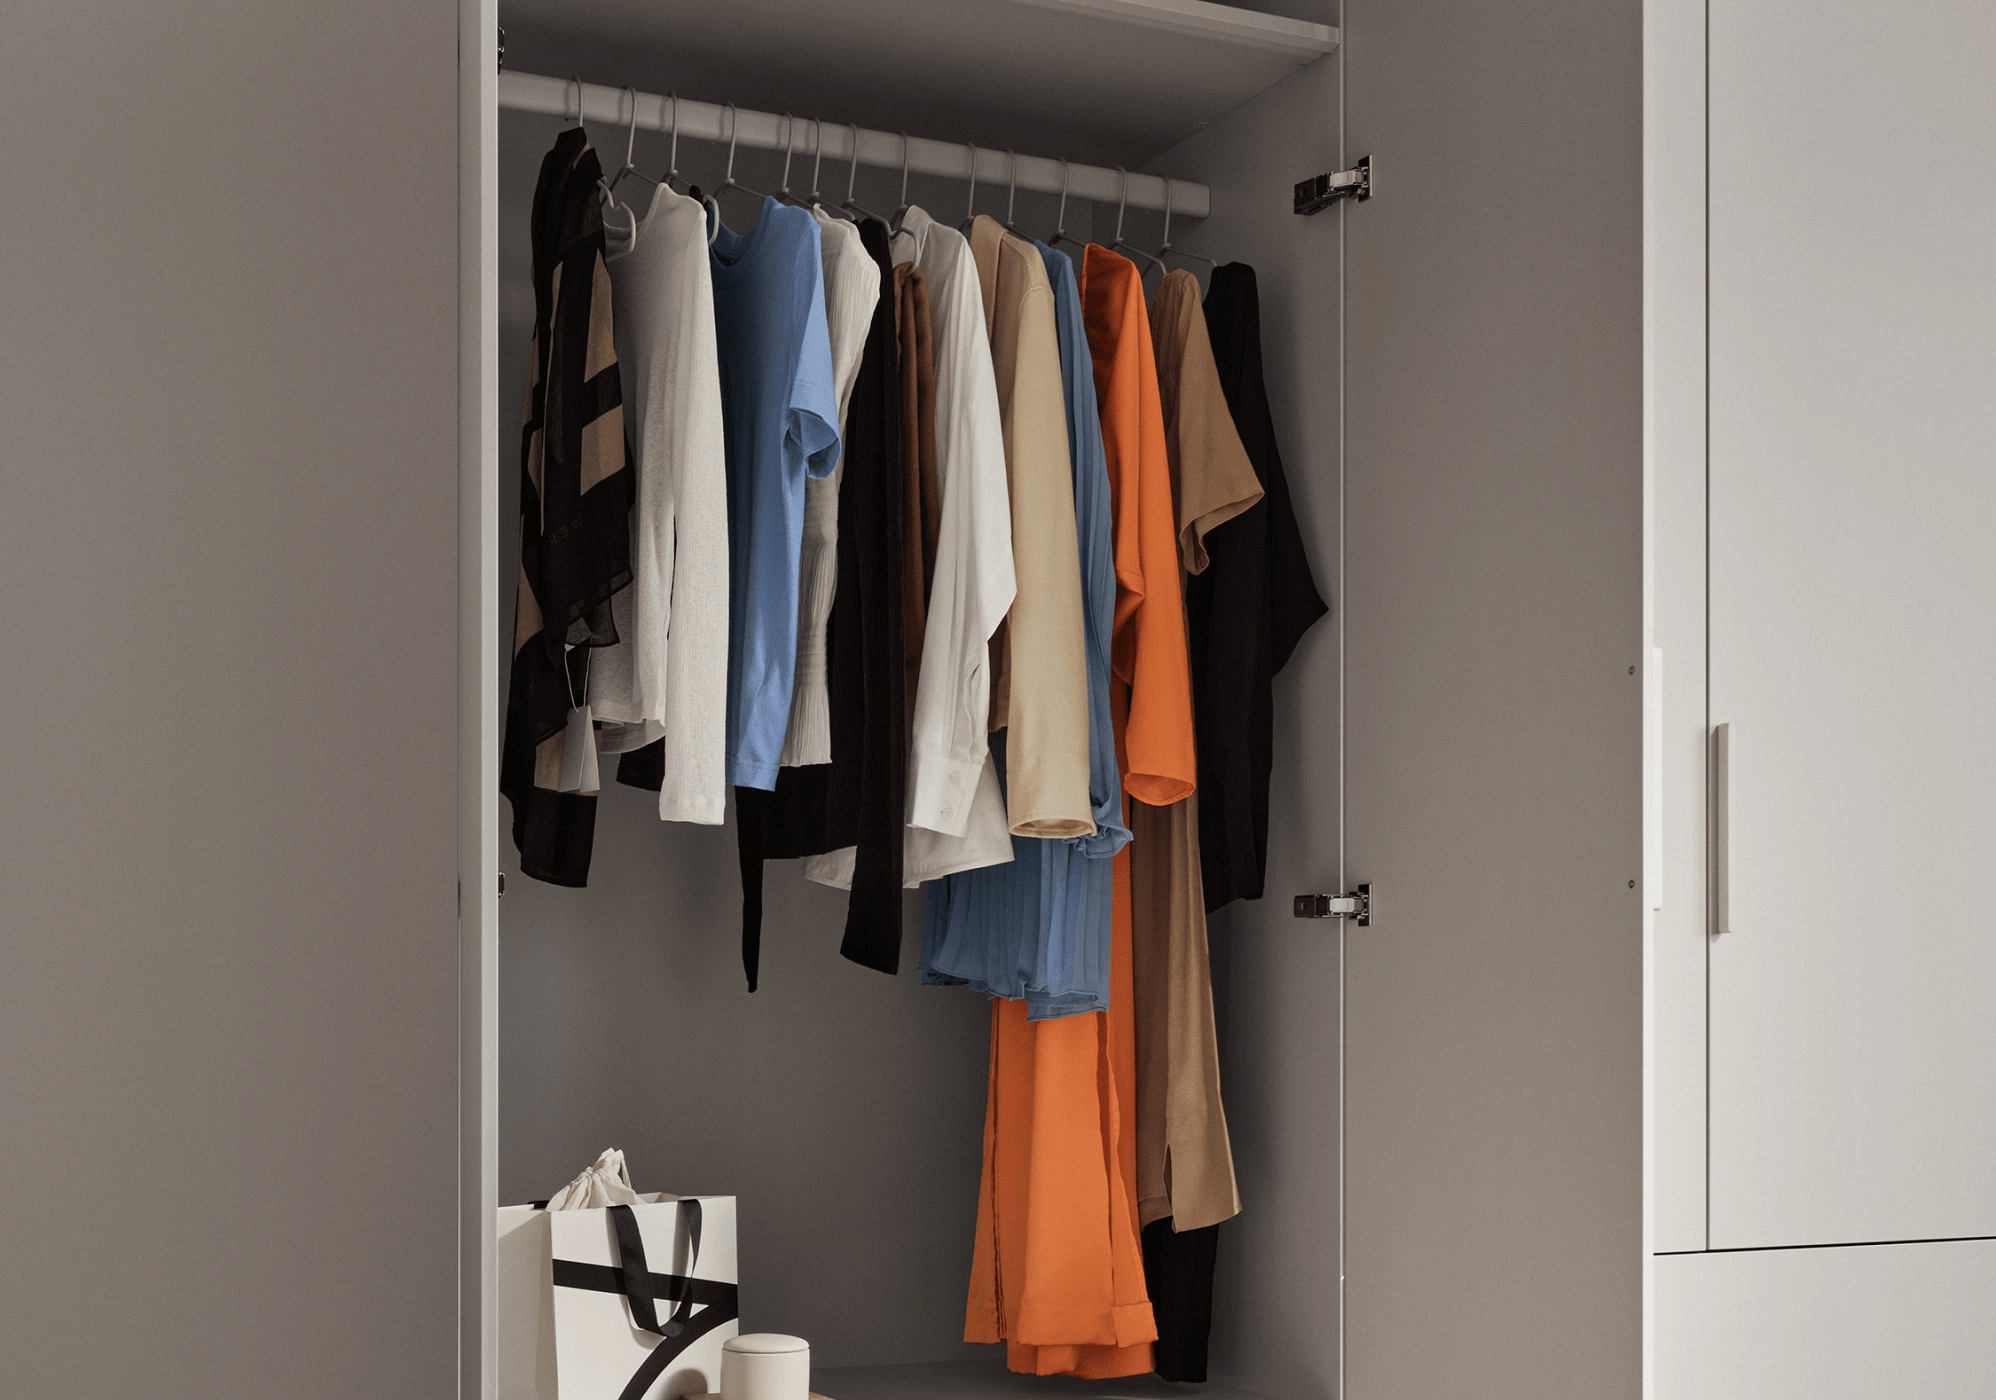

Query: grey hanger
[
  {"left": 1157, "top": 180, "right": 1216, "bottom": 270},
  {"left": 806, "top": 118, "right": 828, "bottom": 210},
  {"left": 605, "top": 86, "right": 658, "bottom": 196},
  {"left": 774, "top": 112, "right": 810, "bottom": 207},
  {"left": 841, "top": 122, "right": 888, "bottom": 224},
  {"left": 715, "top": 102, "right": 768, "bottom": 209},
  {"left": 1108, "top": 167, "right": 1169, "bottom": 280},
  {"left": 959, "top": 142, "right": 981, "bottom": 232},
  {"left": 889, "top": 132, "right": 912, "bottom": 234},
  {"left": 1046, "top": 158, "right": 1075, "bottom": 249},
  {"left": 661, "top": 91, "right": 685, "bottom": 191},
  {"left": 1002, "top": 150, "right": 1027, "bottom": 237}
]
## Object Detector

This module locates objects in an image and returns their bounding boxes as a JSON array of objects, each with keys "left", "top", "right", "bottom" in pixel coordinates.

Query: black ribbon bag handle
[{"left": 606, "top": 1199, "right": 703, "bottom": 1339}]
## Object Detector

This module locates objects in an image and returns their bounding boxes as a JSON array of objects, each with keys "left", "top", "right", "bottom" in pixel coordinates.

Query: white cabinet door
[{"left": 1708, "top": 0, "right": 1996, "bottom": 1248}]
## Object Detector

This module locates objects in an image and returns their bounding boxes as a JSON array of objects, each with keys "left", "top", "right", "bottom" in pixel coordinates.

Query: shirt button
[
  {"left": 940, "top": 807, "right": 953, "bottom": 820},
  {"left": 949, "top": 771, "right": 962, "bottom": 786}
]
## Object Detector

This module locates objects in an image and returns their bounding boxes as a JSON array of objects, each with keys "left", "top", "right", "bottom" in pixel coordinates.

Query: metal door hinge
[
  {"left": 1294, "top": 156, "right": 1371, "bottom": 214},
  {"left": 1294, "top": 883, "right": 1370, "bottom": 925}
]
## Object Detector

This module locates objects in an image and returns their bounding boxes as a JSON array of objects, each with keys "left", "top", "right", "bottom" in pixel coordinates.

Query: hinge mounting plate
[
  {"left": 1295, "top": 155, "right": 1372, "bottom": 214},
  {"left": 1293, "top": 883, "right": 1370, "bottom": 925}
]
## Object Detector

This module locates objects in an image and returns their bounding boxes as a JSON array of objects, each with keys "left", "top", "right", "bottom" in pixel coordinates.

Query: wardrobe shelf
[{"left": 498, "top": 0, "right": 1335, "bottom": 171}]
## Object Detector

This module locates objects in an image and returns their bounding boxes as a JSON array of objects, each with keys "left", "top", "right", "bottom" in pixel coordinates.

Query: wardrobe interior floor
[{"left": 812, "top": 1360, "right": 1274, "bottom": 1400}]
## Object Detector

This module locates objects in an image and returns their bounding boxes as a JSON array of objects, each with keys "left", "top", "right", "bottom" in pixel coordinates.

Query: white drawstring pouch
[
  {"left": 544, "top": 1148, "right": 645, "bottom": 1210},
  {"left": 499, "top": 1149, "right": 739, "bottom": 1400}
]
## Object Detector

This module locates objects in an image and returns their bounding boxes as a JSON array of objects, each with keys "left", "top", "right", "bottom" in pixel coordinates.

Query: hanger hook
[
  {"left": 724, "top": 102, "right": 741, "bottom": 190},
  {"left": 965, "top": 143, "right": 980, "bottom": 222},
  {"left": 1006, "top": 150, "right": 1018, "bottom": 228},
  {"left": 568, "top": 76, "right": 585, "bottom": 124},
  {"left": 846, "top": 121, "right": 862, "bottom": 203},
  {"left": 898, "top": 132, "right": 911, "bottom": 209},
  {"left": 810, "top": 117, "right": 825, "bottom": 202},
  {"left": 1159, "top": 179, "right": 1173, "bottom": 252},
  {"left": 1052, "top": 158, "right": 1070, "bottom": 240},
  {"left": 622, "top": 86, "right": 640, "bottom": 171},
  {"left": 665, "top": 92, "right": 680, "bottom": 184},
  {"left": 1115, "top": 166, "right": 1128, "bottom": 243},
  {"left": 779, "top": 111, "right": 796, "bottom": 197}
]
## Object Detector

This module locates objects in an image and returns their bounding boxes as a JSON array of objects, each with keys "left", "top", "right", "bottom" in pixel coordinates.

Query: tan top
[
  {"left": 1131, "top": 270, "right": 1261, "bottom": 1233},
  {"left": 1130, "top": 792, "right": 1239, "bottom": 1231},
  {"left": 967, "top": 215, "right": 1094, "bottom": 839},
  {"left": 1151, "top": 269, "right": 1263, "bottom": 573}
]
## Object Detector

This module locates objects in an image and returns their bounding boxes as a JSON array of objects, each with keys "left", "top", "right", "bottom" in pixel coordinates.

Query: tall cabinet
[
  {"left": 9, "top": 0, "right": 1992, "bottom": 1396},
  {"left": 1650, "top": 0, "right": 1996, "bottom": 1393}
]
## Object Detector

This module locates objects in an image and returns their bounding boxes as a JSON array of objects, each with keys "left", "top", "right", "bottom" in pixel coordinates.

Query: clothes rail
[{"left": 499, "top": 70, "right": 1210, "bottom": 219}]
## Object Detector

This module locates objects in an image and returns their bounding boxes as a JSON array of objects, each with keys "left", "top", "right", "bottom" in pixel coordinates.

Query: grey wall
[
  {"left": 496, "top": 806, "right": 990, "bottom": 1370},
  {"left": 494, "top": 110, "right": 1095, "bottom": 1370},
  {"left": 1340, "top": 0, "right": 1645, "bottom": 1396},
  {"left": 0, "top": 4, "right": 465, "bottom": 1398}
]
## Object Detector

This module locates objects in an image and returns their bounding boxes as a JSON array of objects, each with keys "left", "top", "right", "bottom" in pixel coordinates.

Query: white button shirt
[{"left": 802, "top": 206, "right": 1018, "bottom": 889}]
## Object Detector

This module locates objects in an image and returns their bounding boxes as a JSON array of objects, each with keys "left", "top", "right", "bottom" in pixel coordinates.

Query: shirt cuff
[
  {"left": 906, "top": 744, "right": 982, "bottom": 836},
  {"left": 657, "top": 786, "right": 724, "bottom": 826},
  {"left": 729, "top": 753, "right": 780, "bottom": 792}
]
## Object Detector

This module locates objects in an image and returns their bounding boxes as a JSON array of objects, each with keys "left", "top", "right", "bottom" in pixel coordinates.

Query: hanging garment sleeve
[{"left": 734, "top": 799, "right": 767, "bottom": 993}]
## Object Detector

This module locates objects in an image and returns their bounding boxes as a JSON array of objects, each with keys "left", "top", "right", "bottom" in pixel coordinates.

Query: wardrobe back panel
[
  {"left": 496, "top": 811, "right": 988, "bottom": 1368},
  {"left": 0, "top": 3, "right": 465, "bottom": 1396},
  {"left": 494, "top": 110, "right": 1096, "bottom": 1368}
]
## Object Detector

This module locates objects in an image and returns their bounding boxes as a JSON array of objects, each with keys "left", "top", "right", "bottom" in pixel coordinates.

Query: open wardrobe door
[
  {"left": 1131, "top": 34, "right": 1346, "bottom": 1400},
  {"left": 1337, "top": 1, "right": 1645, "bottom": 1397}
]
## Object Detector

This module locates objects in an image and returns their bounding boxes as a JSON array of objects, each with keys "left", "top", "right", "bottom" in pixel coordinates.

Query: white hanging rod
[{"left": 499, "top": 70, "right": 1210, "bottom": 220}]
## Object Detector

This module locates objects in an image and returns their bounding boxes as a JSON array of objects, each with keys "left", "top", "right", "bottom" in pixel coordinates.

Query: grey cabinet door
[
  {"left": 1340, "top": 0, "right": 1645, "bottom": 1395},
  {"left": 1707, "top": 0, "right": 1996, "bottom": 1249},
  {"left": 0, "top": 3, "right": 473, "bottom": 1395}
]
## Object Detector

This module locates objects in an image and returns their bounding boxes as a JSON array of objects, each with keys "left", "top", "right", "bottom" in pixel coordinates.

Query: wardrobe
[{"left": 10, "top": 1, "right": 1992, "bottom": 1398}]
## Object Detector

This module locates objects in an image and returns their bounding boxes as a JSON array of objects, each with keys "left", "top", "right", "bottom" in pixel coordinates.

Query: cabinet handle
[
  {"left": 1645, "top": 648, "right": 1663, "bottom": 911},
  {"left": 1713, "top": 722, "right": 1733, "bottom": 936}
]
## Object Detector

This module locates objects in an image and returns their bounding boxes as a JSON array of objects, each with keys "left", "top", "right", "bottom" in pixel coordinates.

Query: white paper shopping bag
[{"left": 499, "top": 1192, "right": 739, "bottom": 1400}]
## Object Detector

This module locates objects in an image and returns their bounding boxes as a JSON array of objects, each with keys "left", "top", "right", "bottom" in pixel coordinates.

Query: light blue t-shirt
[
  {"left": 709, "top": 198, "right": 841, "bottom": 790},
  {"left": 919, "top": 242, "right": 1129, "bottom": 1017}
]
